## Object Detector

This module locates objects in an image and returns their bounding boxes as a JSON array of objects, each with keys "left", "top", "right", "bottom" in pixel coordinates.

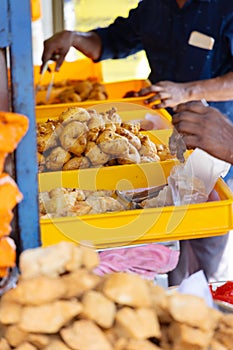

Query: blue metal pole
[{"left": 8, "top": 0, "right": 41, "bottom": 250}]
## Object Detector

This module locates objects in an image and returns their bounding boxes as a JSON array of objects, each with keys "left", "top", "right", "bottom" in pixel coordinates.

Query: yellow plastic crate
[{"left": 39, "top": 130, "right": 233, "bottom": 249}]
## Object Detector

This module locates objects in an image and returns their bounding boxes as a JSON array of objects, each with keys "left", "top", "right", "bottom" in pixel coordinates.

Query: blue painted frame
[{"left": 2, "top": 0, "right": 41, "bottom": 250}]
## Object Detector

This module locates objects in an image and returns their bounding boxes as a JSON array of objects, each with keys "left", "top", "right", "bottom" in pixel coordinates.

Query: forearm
[
  {"left": 70, "top": 30, "right": 102, "bottom": 61},
  {"left": 185, "top": 72, "right": 233, "bottom": 102}
]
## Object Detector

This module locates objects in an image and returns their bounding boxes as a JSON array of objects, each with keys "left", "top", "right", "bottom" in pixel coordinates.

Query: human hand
[
  {"left": 41, "top": 30, "right": 75, "bottom": 72},
  {"left": 172, "top": 101, "right": 233, "bottom": 164},
  {"left": 137, "top": 81, "right": 190, "bottom": 109}
]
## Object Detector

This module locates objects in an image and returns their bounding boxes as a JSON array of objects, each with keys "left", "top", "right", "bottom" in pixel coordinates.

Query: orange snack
[
  {"left": 0, "top": 111, "right": 29, "bottom": 153},
  {"left": 0, "top": 152, "right": 7, "bottom": 174},
  {"left": 0, "top": 173, "right": 23, "bottom": 211},
  {"left": 0, "top": 237, "right": 16, "bottom": 277},
  {"left": 0, "top": 210, "right": 13, "bottom": 237}
]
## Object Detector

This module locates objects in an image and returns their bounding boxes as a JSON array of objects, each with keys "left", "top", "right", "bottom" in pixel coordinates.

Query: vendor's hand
[
  {"left": 136, "top": 81, "right": 189, "bottom": 109},
  {"left": 172, "top": 101, "right": 233, "bottom": 164},
  {"left": 41, "top": 30, "right": 75, "bottom": 72}
]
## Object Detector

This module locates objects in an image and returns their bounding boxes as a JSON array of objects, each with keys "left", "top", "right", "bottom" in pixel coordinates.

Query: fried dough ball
[
  {"left": 59, "top": 121, "right": 88, "bottom": 156},
  {"left": 87, "top": 114, "right": 106, "bottom": 141},
  {"left": 45, "top": 146, "right": 71, "bottom": 171},
  {"left": 85, "top": 141, "right": 110, "bottom": 166},
  {"left": 59, "top": 107, "right": 91, "bottom": 124},
  {"left": 74, "top": 80, "right": 93, "bottom": 100},
  {"left": 37, "top": 120, "right": 62, "bottom": 153},
  {"left": 138, "top": 134, "right": 158, "bottom": 158},
  {"left": 116, "top": 126, "right": 141, "bottom": 150},
  {"left": 37, "top": 132, "right": 58, "bottom": 153},
  {"left": 63, "top": 156, "right": 90, "bottom": 170},
  {"left": 97, "top": 130, "right": 129, "bottom": 156},
  {"left": 118, "top": 143, "right": 140, "bottom": 165},
  {"left": 56, "top": 87, "right": 82, "bottom": 103},
  {"left": 121, "top": 121, "right": 141, "bottom": 135},
  {"left": 101, "top": 107, "right": 122, "bottom": 128},
  {"left": 88, "top": 83, "right": 108, "bottom": 101}
]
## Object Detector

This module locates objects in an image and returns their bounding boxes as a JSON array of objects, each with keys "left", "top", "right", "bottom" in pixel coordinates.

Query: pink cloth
[{"left": 94, "top": 244, "right": 179, "bottom": 280}]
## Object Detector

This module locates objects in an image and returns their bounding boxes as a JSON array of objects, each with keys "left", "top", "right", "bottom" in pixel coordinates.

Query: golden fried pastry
[
  {"left": 59, "top": 121, "right": 88, "bottom": 155},
  {"left": 116, "top": 126, "right": 141, "bottom": 150},
  {"left": 59, "top": 107, "right": 91, "bottom": 124},
  {"left": 115, "top": 307, "right": 161, "bottom": 340},
  {"left": 101, "top": 107, "right": 122, "bottom": 128},
  {"left": 86, "top": 196, "right": 124, "bottom": 214},
  {"left": 37, "top": 132, "right": 58, "bottom": 153},
  {"left": 56, "top": 87, "right": 82, "bottom": 103},
  {"left": 117, "top": 143, "right": 140, "bottom": 165},
  {"left": 97, "top": 130, "right": 129, "bottom": 156},
  {"left": 19, "top": 300, "right": 83, "bottom": 334},
  {"left": 138, "top": 134, "right": 157, "bottom": 158},
  {"left": 74, "top": 80, "right": 93, "bottom": 100},
  {"left": 85, "top": 142, "right": 110, "bottom": 166},
  {"left": 61, "top": 320, "right": 113, "bottom": 350},
  {"left": 45, "top": 147, "right": 71, "bottom": 171},
  {"left": 102, "top": 272, "right": 152, "bottom": 308},
  {"left": 121, "top": 121, "right": 141, "bottom": 135},
  {"left": 63, "top": 156, "right": 90, "bottom": 170},
  {"left": 81, "top": 290, "right": 116, "bottom": 329}
]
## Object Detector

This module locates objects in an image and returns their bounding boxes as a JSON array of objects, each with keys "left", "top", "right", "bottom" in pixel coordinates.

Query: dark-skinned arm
[
  {"left": 41, "top": 30, "right": 102, "bottom": 72},
  {"left": 172, "top": 101, "right": 233, "bottom": 164}
]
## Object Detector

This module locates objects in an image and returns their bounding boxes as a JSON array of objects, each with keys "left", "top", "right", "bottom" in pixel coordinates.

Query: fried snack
[
  {"left": 60, "top": 320, "right": 113, "bottom": 350},
  {"left": 85, "top": 141, "right": 110, "bottom": 166},
  {"left": 0, "top": 173, "right": 23, "bottom": 211},
  {"left": 59, "top": 107, "right": 91, "bottom": 124},
  {"left": 102, "top": 272, "right": 152, "bottom": 308},
  {"left": 88, "top": 82, "right": 108, "bottom": 101},
  {"left": 115, "top": 307, "right": 161, "bottom": 340},
  {"left": 168, "top": 321, "right": 213, "bottom": 350},
  {"left": 121, "top": 121, "right": 140, "bottom": 135},
  {"left": 138, "top": 134, "right": 158, "bottom": 158},
  {"left": 56, "top": 87, "right": 82, "bottom": 103},
  {"left": 63, "top": 156, "right": 90, "bottom": 170},
  {"left": 14, "top": 342, "right": 37, "bottom": 350},
  {"left": 116, "top": 126, "right": 141, "bottom": 150},
  {"left": 43, "top": 338, "right": 72, "bottom": 350},
  {"left": 168, "top": 292, "right": 216, "bottom": 331},
  {"left": 86, "top": 196, "right": 124, "bottom": 214},
  {"left": 0, "top": 237, "right": 16, "bottom": 275},
  {"left": 74, "top": 80, "right": 93, "bottom": 100},
  {"left": 2, "top": 275, "right": 67, "bottom": 305},
  {"left": 117, "top": 143, "right": 140, "bottom": 165},
  {"left": 87, "top": 113, "right": 105, "bottom": 141},
  {"left": 97, "top": 131, "right": 129, "bottom": 156},
  {"left": 4, "top": 325, "right": 27, "bottom": 348},
  {"left": 19, "top": 242, "right": 84, "bottom": 279},
  {"left": 61, "top": 269, "right": 101, "bottom": 299},
  {"left": 81, "top": 290, "right": 116, "bottom": 329},
  {"left": 19, "top": 300, "right": 83, "bottom": 334},
  {"left": 0, "top": 300, "right": 22, "bottom": 324},
  {"left": 0, "top": 112, "right": 29, "bottom": 153},
  {"left": 156, "top": 144, "right": 174, "bottom": 161},
  {"left": 45, "top": 147, "right": 71, "bottom": 171},
  {"left": 0, "top": 338, "right": 11, "bottom": 350},
  {"left": 101, "top": 107, "right": 122, "bottom": 128},
  {"left": 59, "top": 121, "right": 88, "bottom": 156},
  {"left": 27, "top": 333, "right": 50, "bottom": 349}
]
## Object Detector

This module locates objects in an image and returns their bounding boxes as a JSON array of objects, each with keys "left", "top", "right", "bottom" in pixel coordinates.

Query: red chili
[{"left": 210, "top": 281, "right": 233, "bottom": 304}]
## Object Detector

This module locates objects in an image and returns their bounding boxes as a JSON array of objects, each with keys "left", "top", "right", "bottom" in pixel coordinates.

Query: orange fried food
[
  {"left": 0, "top": 237, "right": 16, "bottom": 276},
  {"left": 0, "top": 173, "right": 23, "bottom": 211},
  {"left": 0, "top": 112, "right": 29, "bottom": 153}
]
